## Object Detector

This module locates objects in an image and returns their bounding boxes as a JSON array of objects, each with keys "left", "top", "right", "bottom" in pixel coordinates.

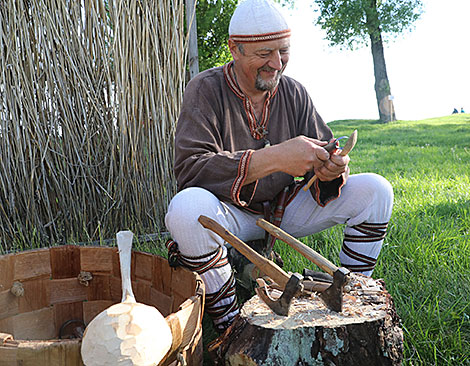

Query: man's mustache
[{"left": 258, "top": 65, "right": 279, "bottom": 73}]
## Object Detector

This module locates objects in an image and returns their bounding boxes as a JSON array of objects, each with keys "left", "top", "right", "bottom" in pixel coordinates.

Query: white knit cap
[{"left": 229, "top": 0, "right": 290, "bottom": 43}]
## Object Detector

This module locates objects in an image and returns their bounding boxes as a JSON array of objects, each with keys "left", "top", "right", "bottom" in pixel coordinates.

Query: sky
[{"left": 283, "top": 0, "right": 470, "bottom": 122}]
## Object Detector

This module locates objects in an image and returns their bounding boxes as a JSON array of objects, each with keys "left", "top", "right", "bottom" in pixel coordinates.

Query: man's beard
[{"left": 255, "top": 66, "right": 282, "bottom": 91}]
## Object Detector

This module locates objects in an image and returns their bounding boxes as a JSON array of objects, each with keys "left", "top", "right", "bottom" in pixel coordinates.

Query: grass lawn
[
  {"left": 5, "top": 114, "right": 469, "bottom": 365},
  {"left": 274, "top": 114, "right": 470, "bottom": 365}
]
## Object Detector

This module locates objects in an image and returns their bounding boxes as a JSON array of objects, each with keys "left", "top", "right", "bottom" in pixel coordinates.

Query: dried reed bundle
[{"left": 0, "top": 0, "right": 187, "bottom": 251}]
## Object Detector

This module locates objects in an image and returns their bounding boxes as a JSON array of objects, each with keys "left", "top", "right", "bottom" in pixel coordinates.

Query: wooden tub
[{"left": 0, "top": 245, "right": 204, "bottom": 365}]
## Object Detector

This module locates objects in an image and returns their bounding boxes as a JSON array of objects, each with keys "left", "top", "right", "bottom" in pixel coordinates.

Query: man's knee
[
  {"left": 354, "top": 172, "right": 392, "bottom": 198},
  {"left": 166, "top": 187, "right": 219, "bottom": 231},
  {"left": 165, "top": 187, "right": 225, "bottom": 256},
  {"left": 366, "top": 173, "right": 393, "bottom": 214},
  {"left": 347, "top": 173, "right": 394, "bottom": 223}
]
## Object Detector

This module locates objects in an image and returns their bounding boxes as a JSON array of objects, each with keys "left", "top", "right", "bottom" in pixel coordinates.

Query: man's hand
[
  {"left": 314, "top": 152, "right": 350, "bottom": 182},
  {"left": 245, "top": 135, "right": 348, "bottom": 184},
  {"left": 274, "top": 136, "right": 330, "bottom": 177}
]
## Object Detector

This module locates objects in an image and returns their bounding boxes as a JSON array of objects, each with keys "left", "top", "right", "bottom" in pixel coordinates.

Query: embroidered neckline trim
[{"left": 223, "top": 61, "right": 279, "bottom": 140}]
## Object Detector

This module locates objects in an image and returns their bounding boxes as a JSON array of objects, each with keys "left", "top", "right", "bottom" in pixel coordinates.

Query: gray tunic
[{"left": 174, "top": 62, "right": 345, "bottom": 214}]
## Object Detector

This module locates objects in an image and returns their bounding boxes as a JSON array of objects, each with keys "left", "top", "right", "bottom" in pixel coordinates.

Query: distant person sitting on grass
[
  {"left": 461, "top": 107, "right": 465, "bottom": 113},
  {"left": 452, "top": 108, "right": 459, "bottom": 114}
]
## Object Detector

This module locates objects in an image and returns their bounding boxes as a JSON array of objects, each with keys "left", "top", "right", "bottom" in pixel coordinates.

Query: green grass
[
  {"left": 275, "top": 114, "right": 470, "bottom": 365},
  {"left": 6, "top": 114, "right": 469, "bottom": 365}
]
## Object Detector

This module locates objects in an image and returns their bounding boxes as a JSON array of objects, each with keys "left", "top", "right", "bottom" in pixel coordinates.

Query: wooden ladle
[{"left": 81, "top": 231, "right": 173, "bottom": 366}]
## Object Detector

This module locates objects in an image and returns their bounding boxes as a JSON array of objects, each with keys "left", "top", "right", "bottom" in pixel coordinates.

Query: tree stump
[{"left": 209, "top": 274, "right": 403, "bottom": 366}]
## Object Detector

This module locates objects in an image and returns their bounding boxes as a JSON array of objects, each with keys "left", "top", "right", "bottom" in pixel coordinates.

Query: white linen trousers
[{"left": 165, "top": 173, "right": 393, "bottom": 328}]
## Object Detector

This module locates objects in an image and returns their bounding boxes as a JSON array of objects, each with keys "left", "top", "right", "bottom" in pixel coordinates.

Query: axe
[
  {"left": 198, "top": 215, "right": 329, "bottom": 316},
  {"left": 256, "top": 219, "right": 350, "bottom": 312}
]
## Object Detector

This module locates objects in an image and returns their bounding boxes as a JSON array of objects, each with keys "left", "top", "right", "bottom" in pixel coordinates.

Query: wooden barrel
[{"left": 0, "top": 245, "right": 204, "bottom": 366}]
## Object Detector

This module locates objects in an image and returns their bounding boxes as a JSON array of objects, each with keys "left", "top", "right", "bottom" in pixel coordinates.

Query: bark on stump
[{"left": 209, "top": 274, "right": 403, "bottom": 366}]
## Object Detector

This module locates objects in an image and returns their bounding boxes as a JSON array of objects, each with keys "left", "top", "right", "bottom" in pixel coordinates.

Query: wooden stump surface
[{"left": 210, "top": 273, "right": 403, "bottom": 366}]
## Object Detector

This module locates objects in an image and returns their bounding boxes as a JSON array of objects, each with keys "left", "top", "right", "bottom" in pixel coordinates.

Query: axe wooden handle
[
  {"left": 198, "top": 215, "right": 291, "bottom": 288},
  {"left": 303, "top": 130, "right": 358, "bottom": 192},
  {"left": 256, "top": 218, "right": 338, "bottom": 276}
]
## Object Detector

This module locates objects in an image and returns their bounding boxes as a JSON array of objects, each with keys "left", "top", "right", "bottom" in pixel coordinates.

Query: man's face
[{"left": 230, "top": 38, "right": 290, "bottom": 92}]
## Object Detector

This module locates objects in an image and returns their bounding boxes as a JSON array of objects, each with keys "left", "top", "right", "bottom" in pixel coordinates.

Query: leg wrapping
[
  {"left": 166, "top": 240, "right": 239, "bottom": 333},
  {"left": 340, "top": 222, "right": 389, "bottom": 276},
  {"left": 205, "top": 272, "right": 239, "bottom": 332}
]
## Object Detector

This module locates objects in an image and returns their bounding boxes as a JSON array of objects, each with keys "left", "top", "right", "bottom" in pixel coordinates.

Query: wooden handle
[
  {"left": 116, "top": 230, "right": 136, "bottom": 303},
  {"left": 198, "top": 215, "right": 291, "bottom": 288},
  {"left": 303, "top": 175, "right": 319, "bottom": 192},
  {"left": 256, "top": 219, "right": 338, "bottom": 276},
  {"left": 303, "top": 130, "right": 358, "bottom": 192}
]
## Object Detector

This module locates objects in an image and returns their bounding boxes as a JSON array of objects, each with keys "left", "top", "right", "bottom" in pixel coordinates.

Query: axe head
[
  {"left": 319, "top": 267, "right": 349, "bottom": 312},
  {"left": 255, "top": 273, "right": 303, "bottom": 316}
]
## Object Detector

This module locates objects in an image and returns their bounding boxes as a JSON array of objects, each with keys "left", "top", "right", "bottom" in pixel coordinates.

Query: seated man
[{"left": 165, "top": 0, "right": 393, "bottom": 333}]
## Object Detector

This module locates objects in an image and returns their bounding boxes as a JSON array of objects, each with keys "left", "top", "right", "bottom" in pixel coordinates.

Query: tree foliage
[
  {"left": 194, "top": 0, "right": 293, "bottom": 71},
  {"left": 196, "top": 0, "right": 238, "bottom": 71},
  {"left": 313, "top": 0, "right": 423, "bottom": 122},
  {"left": 313, "top": 0, "right": 424, "bottom": 49}
]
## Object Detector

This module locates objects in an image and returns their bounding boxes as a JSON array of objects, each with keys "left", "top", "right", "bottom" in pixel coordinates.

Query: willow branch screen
[{"left": 0, "top": 0, "right": 187, "bottom": 250}]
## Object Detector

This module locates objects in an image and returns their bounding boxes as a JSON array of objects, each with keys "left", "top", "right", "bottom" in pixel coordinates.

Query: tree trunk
[
  {"left": 367, "top": 1, "right": 396, "bottom": 123},
  {"left": 185, "top": 0, "right": 200, "bottom": 80},
  {"left": 209, "top": 274, "right": 403, "bottom": 365}
]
